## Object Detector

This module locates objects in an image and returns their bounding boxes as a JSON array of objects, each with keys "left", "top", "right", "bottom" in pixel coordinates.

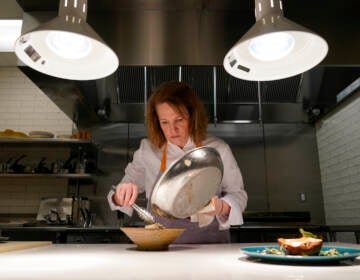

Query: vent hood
[
  {"left": 19, "top": 65, "right": 307, "bottom": 126},
  {"left": 18, "top": 64, "right": 360, "bottom": 128}
]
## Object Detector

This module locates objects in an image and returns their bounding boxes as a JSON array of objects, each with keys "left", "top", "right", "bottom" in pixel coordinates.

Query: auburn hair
[{"left": 146, "top": 81, "right": 208, "bottom": 148}]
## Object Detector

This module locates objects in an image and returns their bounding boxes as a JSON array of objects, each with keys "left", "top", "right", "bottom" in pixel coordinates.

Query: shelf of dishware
[
  {"left": 0, "top": 173, "right": 94, "bottom": 179},
  {"left": 0, "top": 138, "right": 92, "bottom": 144}
]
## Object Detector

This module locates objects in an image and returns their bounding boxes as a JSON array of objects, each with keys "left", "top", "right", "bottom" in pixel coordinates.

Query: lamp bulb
[
  {"left": 249, "top": 32, "right": 295, "bottom": 61},
  {"left": 46, "top": 31, "right": 92, "bottom": 60}
]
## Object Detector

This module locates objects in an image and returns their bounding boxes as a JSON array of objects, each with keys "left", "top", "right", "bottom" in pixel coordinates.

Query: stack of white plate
[{"left": 28, "top": 131, "right": 54, "bottom": 138}]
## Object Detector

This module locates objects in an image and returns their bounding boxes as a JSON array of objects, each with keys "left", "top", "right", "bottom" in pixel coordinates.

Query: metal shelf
[
  {"left": 0, "top": 138, "right": 92, "bottom": 144},
  {"left": 0, "top": 138, "right": 98, "bottom": 201},
  {"left": 0, "top": 173, "right": 94, "bottom": 179}
]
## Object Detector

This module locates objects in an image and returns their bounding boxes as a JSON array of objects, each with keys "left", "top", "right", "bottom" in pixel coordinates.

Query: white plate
[{"left": 29, "top": 131, "right": 54, "bottom": 138}]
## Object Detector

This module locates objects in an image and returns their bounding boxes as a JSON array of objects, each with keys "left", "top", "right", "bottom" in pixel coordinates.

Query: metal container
[
  {"left": 151, "top": 146, "right": 223, "bottom": 219},
  {"left": 72, "top": 196, "right": 91, "bottom": 227}
]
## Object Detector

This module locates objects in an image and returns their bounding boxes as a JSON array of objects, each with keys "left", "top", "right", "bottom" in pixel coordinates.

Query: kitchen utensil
[
  {"left": 111, "top": 185, "right": 155, "bottom": 224},
  {"left": 132, "top": 203, "right": 155, "bottom": 224},
  {"left": 78, "top": 197, "right": 92, "bottom": 227},
  {"left": 63, "top": 153, "right": 77, "bottom": 173},
  {"left": 49, "top": 209, "right": 62, "bottom": 224},
  {"left": 34, "top": 157, "right": 51, "bottom": 173},
  {"left": 10, "top": 154, "right": 26, "bottom": 173},
  {"left": 1, "top": 157, "right": 13, "bottom": 173},
  {"left": 151, "top": 146, "right": 223, "bottom": 219},
  {"left": 37, "top": 197, "right": 72, "bottom": 224},
  {"left": 120, "top": 227, "right": 184, "bottom": 251}
]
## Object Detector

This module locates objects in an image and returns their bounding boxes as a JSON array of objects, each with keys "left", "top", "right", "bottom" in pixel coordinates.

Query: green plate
[{"left": 241, "top": 245, "right": 360, "bottom": 262}]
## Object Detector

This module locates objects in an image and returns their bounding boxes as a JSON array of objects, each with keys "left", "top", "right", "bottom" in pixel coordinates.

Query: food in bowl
[{"left": 144, "top": 222, "right": 165, "bottom": 229}]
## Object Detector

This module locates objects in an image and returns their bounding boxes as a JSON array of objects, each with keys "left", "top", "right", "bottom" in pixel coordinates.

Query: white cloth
[
  {"left": 107, "top": 134, "right": 248, "bottom": 230},
  {"left": 190, "top": 201, "right": 216, "bottom": 228}
]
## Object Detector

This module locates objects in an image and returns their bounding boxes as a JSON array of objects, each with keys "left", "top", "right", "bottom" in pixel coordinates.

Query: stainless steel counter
[{"left": 0, "top": 242, "right": 359, "bottom": 280}]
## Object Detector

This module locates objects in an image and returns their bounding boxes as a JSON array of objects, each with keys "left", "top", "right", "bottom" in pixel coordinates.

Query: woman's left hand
[{"left": 203, "top": 196, "right": 231, "bottom": 216}]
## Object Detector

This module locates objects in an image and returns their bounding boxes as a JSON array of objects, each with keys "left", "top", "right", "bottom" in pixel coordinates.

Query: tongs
[
  {"left": 111, "top": 185, "right": 155, "bottom": 224},
  {"left": 132, "top": 203, "right": 155, "bottom": 224}
]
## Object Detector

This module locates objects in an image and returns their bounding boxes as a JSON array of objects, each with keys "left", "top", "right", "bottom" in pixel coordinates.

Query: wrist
[
  {"left": 112, "top": 193, "right": 121, "bottom": 206},
  {"left": 220, "top": 199, "right": 231, "bottom": 216}
]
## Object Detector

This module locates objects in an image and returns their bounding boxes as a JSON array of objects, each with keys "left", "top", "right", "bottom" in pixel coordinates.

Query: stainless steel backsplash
[{"left": 93, "top": 122, "right": 325, "bottom": 225}]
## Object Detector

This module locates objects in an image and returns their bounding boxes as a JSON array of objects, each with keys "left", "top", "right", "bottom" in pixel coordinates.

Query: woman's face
[{"left": 156, "top": 102, "right": 190, "bottom": 148}]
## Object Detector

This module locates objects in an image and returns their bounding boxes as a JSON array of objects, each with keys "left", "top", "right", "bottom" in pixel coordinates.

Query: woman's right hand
[{"left": 112, "top": 183, "right": 139, "bottom": 207}]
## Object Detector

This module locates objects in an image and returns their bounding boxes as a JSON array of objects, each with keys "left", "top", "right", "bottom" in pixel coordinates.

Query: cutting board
[{"left": 0, "top": 241, "right": 52, "bottom": 253}]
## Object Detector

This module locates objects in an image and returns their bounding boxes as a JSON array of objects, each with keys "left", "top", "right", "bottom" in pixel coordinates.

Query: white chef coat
[{"left": 107, "top": 134, "right": 247, "bottom": 230}]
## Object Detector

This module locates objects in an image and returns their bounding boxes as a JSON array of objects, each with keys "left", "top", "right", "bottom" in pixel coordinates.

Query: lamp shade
[
  {"left": 223, "top": 0, "right": 328, "bottom": 81},
  {"left": 14, "top": 0, "right": 119, "bottom": 80}
]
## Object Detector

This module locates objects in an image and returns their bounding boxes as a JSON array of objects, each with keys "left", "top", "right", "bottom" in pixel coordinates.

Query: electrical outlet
[{"left": 299, "top": 192, "right": 307, "bottom": 202}]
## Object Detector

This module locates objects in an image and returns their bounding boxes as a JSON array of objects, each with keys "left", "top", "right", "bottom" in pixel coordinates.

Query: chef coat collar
[{"left": 167, "top": 137, "right": 195, "bottom": 153}]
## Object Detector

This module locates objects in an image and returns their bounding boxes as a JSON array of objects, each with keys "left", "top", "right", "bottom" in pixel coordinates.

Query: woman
[{"left": 108, "top": 81, "right": 247, "bottom": 243}]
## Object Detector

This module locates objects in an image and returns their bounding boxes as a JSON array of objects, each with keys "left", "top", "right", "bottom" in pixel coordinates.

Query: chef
[{"left": 108, "top": 81, "right": 247, "bottom": 243}]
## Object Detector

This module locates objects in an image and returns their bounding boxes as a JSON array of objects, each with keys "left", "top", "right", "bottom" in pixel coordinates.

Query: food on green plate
[
  {"left": 260, "top": 229, "right": 352, "bottom": 257},
  {"left": 277, "top": 228, "right": 323, "bottom": 256},
  {"left": 261, "top": 247, "right": 285, "bottom": 255},
  {"left": 277, "top": 236, "right": 323, "bottom": 256},
  {"left": 261, "top": 246, "right": 350, "bottom": 257},
  {"left": 319, "top": 248, "right": 349, "bottom": 257},
  {"left": 299, "top": 228, "right": 318, "bottom": 238}
]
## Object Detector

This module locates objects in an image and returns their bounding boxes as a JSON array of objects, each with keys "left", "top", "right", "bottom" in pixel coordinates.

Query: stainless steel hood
[
  {"left": 16, "top": 0, "right": 250, "bottom": 66},
  {"left": 18, "top": 64, "right": 360, "bottom": 128}
]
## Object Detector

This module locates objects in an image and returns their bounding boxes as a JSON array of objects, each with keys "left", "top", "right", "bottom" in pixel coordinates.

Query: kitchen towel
[{"left": 190, "top": 201, "right": 215, "bottom": 227}]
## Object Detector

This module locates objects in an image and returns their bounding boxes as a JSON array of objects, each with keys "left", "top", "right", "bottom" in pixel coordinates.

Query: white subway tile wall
[
  {"left": 0, "top": 67, "right": 73, "bottom": 135},
  {"left": 0, "top": 178, "right": 68, "bottom": 214},
  {"left": 0, "top": 67, "right": 74, "bottom": 215},
  {"left": 316, "top": 92, "right": 360, "bottom": 232}
]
